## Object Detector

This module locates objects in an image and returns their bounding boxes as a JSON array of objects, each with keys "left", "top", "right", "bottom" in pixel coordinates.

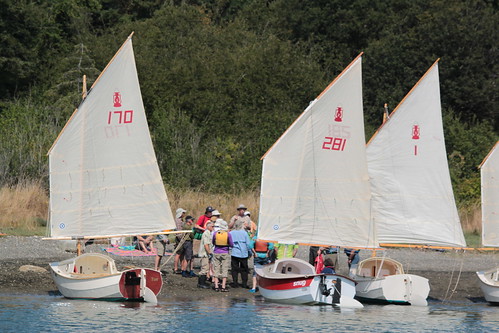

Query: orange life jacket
[
  {"left": 214, "top": 231, "right": 229, "bottom": 246},
  {"left": 254, "top": 239, "right": 268, "bottom": 253}
]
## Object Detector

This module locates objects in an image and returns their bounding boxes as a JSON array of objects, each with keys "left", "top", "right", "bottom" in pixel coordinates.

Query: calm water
[{"left": 0, "top": 293, "right": 497, "bottom": 332}]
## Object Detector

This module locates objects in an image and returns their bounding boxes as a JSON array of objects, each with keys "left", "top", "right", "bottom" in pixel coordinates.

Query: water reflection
[{"left": 0, "top": 294, "right": 498, "bottom": 333}]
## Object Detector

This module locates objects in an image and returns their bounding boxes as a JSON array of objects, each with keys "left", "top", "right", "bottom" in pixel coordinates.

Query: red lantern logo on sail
[
  {"left": 412, "top": 124, "right": 420, "bottom": 140},
  {"left": 113, "top": 92, "right": 122, "bottom": 107},
  {"left": 334, "top": 106, "right": 343, "bottom": 122},
  {"left": 412, "top": 124, "right": 420, "bottom": 156}
]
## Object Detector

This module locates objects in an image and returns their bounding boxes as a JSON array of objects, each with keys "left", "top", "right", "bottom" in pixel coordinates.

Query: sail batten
[
  {"left": 366, "top": 62, "right": 466, "bottom": 248},
  {"left": 258, "top": 55, "right": 378, "bottom": 249},
  {"left": 48, "top": 36, "right": 175, "bottom": 238},
  {"left": 480, "top": 141, "right": 499, "bottom": 247}
]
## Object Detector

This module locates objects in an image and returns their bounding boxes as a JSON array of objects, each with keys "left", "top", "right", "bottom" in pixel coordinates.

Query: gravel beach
[{"left": 1, "top": 236, "right": 497, "bottom": 303}]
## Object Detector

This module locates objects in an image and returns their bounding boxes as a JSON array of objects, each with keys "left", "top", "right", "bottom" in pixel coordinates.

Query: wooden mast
[{"left": 82, "top": 75, "right": 87, "bottom": 99}]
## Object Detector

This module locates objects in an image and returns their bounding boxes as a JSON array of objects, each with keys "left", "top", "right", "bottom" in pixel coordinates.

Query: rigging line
[
  {"left": 447, "top": 251, "right": 465, "bottom": 302},
  {"left": 442, "top": 258, "right": 457, "bottom": 302},
  {"left": 442, "top": 250, "right": 460, "bottom": 303}
]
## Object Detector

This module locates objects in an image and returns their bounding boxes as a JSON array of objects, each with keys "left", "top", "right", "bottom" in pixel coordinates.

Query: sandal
[
  {"left": 214, "top": 288, "right": 221, "bottom": 292},
  {"left": 221, "top": 288, "right": 229, "bottom": 292}
]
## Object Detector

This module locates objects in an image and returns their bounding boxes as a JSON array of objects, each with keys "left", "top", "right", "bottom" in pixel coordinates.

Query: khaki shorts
[
  {"left": 199, "top": 257, "right": 210, "bottom": 276},
  {"left": 156, "top": 240, "right": 167, "bottom": 256},
  {"left": 213, "top": 253, "right": 230, "bottom": 278},
  {"left": 193, "top": 239, "right": 201, "bottom": 257}
]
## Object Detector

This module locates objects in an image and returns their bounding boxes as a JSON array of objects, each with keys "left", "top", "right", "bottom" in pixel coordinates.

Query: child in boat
[{"left": 321, "top": 257, "right": 336, "bottom": 274}]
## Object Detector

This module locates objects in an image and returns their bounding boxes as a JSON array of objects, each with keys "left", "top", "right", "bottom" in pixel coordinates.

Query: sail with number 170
[{"left": 46, "top": 33, "right": 175, "bottom": 303}]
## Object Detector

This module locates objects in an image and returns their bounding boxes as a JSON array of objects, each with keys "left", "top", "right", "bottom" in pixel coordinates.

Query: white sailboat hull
[
  {"left": 255, "top": 258, "right": 363, "bottom": 308},
  {"left": 49, "top": 253, "right": 162, "bottom": 302},
  {"left": 355, "top": 274, "right": 429, "bottom": 305},
  {"left": 476, "top": 267, "right": 499, "bottom": 303},
  {"left": 353, "top": 257, "right": 429, "bottom": 305}
]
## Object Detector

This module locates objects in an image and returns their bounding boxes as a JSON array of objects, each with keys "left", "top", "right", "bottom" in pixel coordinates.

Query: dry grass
[
  {"left": 0, "top": 182, "right": 261, "bottom": 234},
  {"left": 166, "top": 186, "right": 260, "bottom": 220},
  {"left": 458, "top": 200, "right": 481, "bottom": 234},
  {"left": 0, "top": 182, "right": 483, "bottom": 238},
  {"left": 0, "top": 181, "right": 48, "bottom": 232}
]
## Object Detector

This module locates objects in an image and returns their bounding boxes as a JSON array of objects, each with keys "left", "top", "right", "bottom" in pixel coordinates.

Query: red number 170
[{"left": 108, "top": 110, "right": 133, "bottom": 124}]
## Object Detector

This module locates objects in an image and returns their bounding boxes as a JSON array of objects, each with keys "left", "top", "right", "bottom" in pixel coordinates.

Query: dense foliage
[{"left": 0, "top": 0, "right": 497, "bottom": 207}]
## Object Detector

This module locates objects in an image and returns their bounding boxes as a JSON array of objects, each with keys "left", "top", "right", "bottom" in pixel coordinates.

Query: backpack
[{"left": 214, "top": 230, "right": 229, "bottom": 246}]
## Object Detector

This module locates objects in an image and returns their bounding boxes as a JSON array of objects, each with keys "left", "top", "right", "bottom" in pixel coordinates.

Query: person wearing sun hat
[
  {"left": 155, "top": 207, "right": 185, "bottom": 272},
  {"left": 212, "top": 219, "right": 233, "bottom": 292},
  {"left": 195, "top": 206, "right": 215, "bottom": 233},
  {"left": 243, "top": 211, "right": 257, "bottom": 238},
  {"left": 229, "top": 204, "right": 250, "bottom": 230},
  {"left": 170, "top": 208, "right": 187, "bottom": 273},
  {"left": 210, "top": 209, "right": 222, "bottom": 221}
]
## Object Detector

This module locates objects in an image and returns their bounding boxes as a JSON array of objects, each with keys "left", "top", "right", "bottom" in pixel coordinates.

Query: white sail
[
  {"left": 48, "top": 36, "right": 175, "bottom": 238},
  {"left": 480, "top": 141, "right": 499, "bottom": 247},
  {"left": 366, "top": 61, "right": 465, "bottom": 247},
  {"left": 258, "top": 54, "right": 378, "bottom": 248}
]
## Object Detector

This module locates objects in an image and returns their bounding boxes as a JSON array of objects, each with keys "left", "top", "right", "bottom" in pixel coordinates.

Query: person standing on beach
[
  {"left": 155, "top": 233, "right": 168, "bottom": 272},
  {"left": 210, "top": 210, "right": 222, "bottom": 223},
  {"left": 309, "top": 246, "right": 321, "bottom": 266},
  {"left": 197, "top": 221, "right": 214, "bottom": 289},
  {"left": 243, "top": 211, "right": 257, "bottom": 238},
  {"left": 344, "top": 248, "right": 360, "bottom": 276},
  {"left": 229, "top": 204, "right": 250, "bottom": 230},
  {"left": 229, "top": 220, "right": 252, "bottom": 289},
  {"left": 276, "top": 243, "right": 298, "bottom": 259},
  {"left": 173, "top": 208, "right": 186, "bottom": 274},
  {"left": 181, "top": 216, "right": 196, "bottom": 278},
  {"left": 194, "top": 206, "right": 214, "bottom": 257},
  {"left": 212, "top": 219, "right": 233, "bottom": 292}
]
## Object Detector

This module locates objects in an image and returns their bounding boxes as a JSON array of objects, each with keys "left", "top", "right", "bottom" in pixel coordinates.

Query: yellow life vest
[{"left": 214, "top": 231, "right": 229, "bottom": 246}]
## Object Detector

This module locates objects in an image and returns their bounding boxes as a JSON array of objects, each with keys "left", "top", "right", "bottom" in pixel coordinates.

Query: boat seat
[
  {"left": 274, "top": 259, "right": 315, "bottom": 275},
  {"left": 359, "top": 259, "right": 402, "bottom": 277},
  {"left": 73, "top": 254, "right": 118, "bottom": 275}
]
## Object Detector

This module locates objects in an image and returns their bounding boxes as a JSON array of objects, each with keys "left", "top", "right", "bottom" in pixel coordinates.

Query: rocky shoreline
[{"left": 1, "top": 236, "right": 497, "bottom": 303}]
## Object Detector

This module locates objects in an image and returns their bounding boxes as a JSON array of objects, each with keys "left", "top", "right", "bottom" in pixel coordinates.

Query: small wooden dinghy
[
  {"left": 476, "top": 267, "right": 499, "bottom": 304},
  {"left": 45, "top": 33, "right": 177, "bottom": 303},
  {"left": 256, "top": 258, "right": 362, "bottom": 308},
  {"left": 50, "top": 253, "right": 161, "bottom": 302},
  {"left": 353, "top": 257, "right": 429, "bottom": 305}
]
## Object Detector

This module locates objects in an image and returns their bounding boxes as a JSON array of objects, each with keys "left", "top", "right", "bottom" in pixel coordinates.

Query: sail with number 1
[
  {"left": 47, "top": 33, "right": 176, "bottom": 303},
  {"left": 255, "top": 54, "right": 376, "bottom": 308},
  {"left": 366, "top": 60, "right": 465, "bottom": 248},
  {"left": 355, "top": 60, "right": 465, "bottom": 305}
]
